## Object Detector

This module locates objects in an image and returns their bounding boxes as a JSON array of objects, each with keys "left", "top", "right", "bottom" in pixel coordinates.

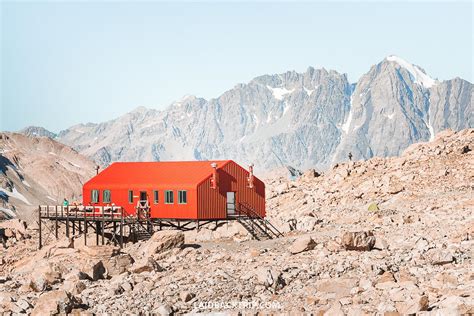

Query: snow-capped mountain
[{"left": 30, "top": 56, "right": 473, "bottom": 172}]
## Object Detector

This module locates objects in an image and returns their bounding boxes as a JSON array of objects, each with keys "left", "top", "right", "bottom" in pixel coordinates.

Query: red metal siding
[
  {"left": 197, "top": 161, "right": 265, "bottom": 219},
  {"left": 82, "top": 160, "right": 265, "bottom": 220}
]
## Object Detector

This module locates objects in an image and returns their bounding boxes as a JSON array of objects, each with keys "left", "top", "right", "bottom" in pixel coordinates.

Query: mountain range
[{"left": 22, "top": 56, "right": 473, "bottom": 172}]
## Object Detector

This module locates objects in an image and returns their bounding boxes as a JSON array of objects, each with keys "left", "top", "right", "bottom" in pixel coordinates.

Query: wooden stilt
[
  {"left": 55, "top": 206, "right": 58, "bottom": 239},
  {"left": 101, "top": 220, "right": 105, "bottom": 245},
  {"left": 84, "top": 215, "right": 88, "bottom": 246},
  {"left": 38, "top": 206, "right": 42, "bottom": 249},
  {"left": 119, "top": 209, "right": 124, "bottom": 248},
  {"left": 96, "top": 221, "right": 99, "bottom": 245},
  {"left": 113, "top": 221, "right": 117, "bottom": 246},
  {"left": 65, "top": 206, "right": 70, "bottom": 238}
]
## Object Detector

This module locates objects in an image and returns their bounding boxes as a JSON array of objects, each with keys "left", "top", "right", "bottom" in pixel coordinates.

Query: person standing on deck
[{"left": 63, "top": 198, "right": 69, "bottom": 207}]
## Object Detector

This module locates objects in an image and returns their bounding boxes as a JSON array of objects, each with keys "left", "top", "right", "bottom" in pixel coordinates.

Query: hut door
[
  {"left": 226, "top": 192, "right": 236, "bottom": 216},
  {"left": 139, "top": 191, "right": 147, "bottom": 202}
]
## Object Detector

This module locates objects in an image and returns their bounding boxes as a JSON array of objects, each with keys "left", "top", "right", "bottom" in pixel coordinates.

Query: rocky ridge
[{"left": 35, "top": 56, "right": 472, "bottom": 172}]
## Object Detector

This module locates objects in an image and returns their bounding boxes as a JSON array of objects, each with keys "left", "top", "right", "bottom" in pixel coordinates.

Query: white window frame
[
  {"left": 165, "top": 190, "right": 174, "bottom": 204},
  {"left": 103, "top": 190, "right": 111, "bottom": 203},
  {"left": 178, "top": 190, "right": 187, "bottom": 204},
  {"left": 91, "top": 189, "right": 99, "bottom": 203}
]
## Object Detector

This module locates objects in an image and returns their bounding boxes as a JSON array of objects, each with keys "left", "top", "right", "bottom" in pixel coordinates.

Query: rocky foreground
[{"left": 0, "top": 129, "right": 473, "bottom": 315}]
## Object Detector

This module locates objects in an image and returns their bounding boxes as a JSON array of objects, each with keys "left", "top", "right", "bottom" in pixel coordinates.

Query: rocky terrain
[
  {"left": 23, "top": 56, "right": 472, "bottom": 172},
  {"left": 0, "top": 133, "right": 96, "bottom": 220},
  {"left": 0, "top": 128, "right": 472, "bottom": 315}
]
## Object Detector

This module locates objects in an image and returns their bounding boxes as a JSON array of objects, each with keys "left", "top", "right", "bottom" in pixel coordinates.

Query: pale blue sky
[{"left": 1, "top": 1, "right": 472, "bottom": 132}]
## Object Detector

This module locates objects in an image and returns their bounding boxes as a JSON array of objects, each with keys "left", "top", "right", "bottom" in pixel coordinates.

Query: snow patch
[
  {"left": 386, "top": 55, "right": 437, "bottom": 88},
  {"left": 69, "top": 162, "right": 81, "bottom": 168},
  {"left": 341, "top": 94, "right": 354, "bottom": 134},
  {"left": 304, "top": 87, "right": 314, "bottom": 96},
  {"left": 0, "top": 187, "right": 31, "bottom": 205},
  {"left": 0, "top": 207, "right": 16, "bottom": 218},
  {"left": 267, "top": 86, "right": 294, "bottom": 100},
  {"left": 283, "top": 103, "right": 290, "bottom": 115},
  {"left": 253, "top": 114, "right": 260, "bottom": 127},
  {"left": 427, "top": 98, "right": 435, "bottom": 142},
  {"left": 266, "top": 112, "right": 272, "bottom": 123}
]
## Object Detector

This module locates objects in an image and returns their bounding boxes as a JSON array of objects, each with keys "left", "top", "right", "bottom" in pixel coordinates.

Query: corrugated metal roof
[{"left": 84, "top": 160, "right": 232, "bottom": 188}]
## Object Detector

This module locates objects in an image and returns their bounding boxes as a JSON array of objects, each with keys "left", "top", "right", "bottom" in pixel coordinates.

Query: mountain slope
[
  {"left": 333, "top": 56, "right": 473, "bottom": 162},
  {"left": 55, "top": 56, "right": 472, "bottom": 172},
  {"left": 0, "top": 133, "right": 96, "bottom": 220}
]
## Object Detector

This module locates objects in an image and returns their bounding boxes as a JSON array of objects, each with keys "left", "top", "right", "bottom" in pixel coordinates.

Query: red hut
[{"left": 82, "top": 160, "right": 265, "bottom": 220}]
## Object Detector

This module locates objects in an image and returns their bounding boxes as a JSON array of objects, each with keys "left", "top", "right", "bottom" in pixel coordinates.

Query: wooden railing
[{"left": 39, "top": 205, "right": 126, "bottom": 221}]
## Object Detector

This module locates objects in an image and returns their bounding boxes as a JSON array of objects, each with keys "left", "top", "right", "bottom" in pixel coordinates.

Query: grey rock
[{"left": 55, "top": 57, "right": 472, "bottom": 173}]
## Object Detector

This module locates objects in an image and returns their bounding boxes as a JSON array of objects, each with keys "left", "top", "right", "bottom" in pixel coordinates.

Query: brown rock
[
  {"left": 104, "top": 253, "right": 134, "bottom": 276},
  {"left": 341, "top": 231, "right": 376, "bottom": 251},
  {"left": 289, "top": 236, "right": 316, "bottom": 254},
  {"left": 395, "top": 295, "right": 429, "bottom": 314},
  {"left": 131, "top": 257, "right": 163, "bottom": 274},
  {"left": 425, "top": 248, "right": 454, "bottom": 265},
  {"left": 80, "top": 245, "right": 120, "bottom": 259},
  {"left": 316, "top": 278, "right": 358, "bottom": 298},
  {"left": 377, "top": 271, "right": 395, "bottom": 283},
  {"left": 80, "top": 260, "right": 106, "bottom": 281},
  {"left": 31, "top": 290, "right": 81, "bottom": 316}
]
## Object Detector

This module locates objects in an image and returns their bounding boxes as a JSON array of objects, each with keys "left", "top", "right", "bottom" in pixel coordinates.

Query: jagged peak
[{"left": 384, "top": 55, "right": 437, "bottom": 88}]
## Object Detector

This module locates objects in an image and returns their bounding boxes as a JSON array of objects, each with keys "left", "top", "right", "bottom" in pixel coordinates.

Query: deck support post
[
  {"left": 96, "top": 221, "right": 99, "bottom": 245},
  {"left": 55, "top": 206, "right": 58, "bottom": 239},
  {"left": 84, "top": 215, "right": 87, "bottom": 246},
  {"left": 113, "top": 221, "right": 117, "bottom": 246},
  {"left": 38, "top": 206, "right": 42, "bottom": 250},
  {"left": 65, "top": 207, "right": 70, "bottom": 238},
  {"left": 101, "top": 219, "right": 105, "bottom": 245},
  {"left": 119, "top": 208, "right": 124, "bottom": 248}
]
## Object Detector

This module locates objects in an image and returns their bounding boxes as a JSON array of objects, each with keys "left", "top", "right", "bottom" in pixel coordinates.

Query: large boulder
[
  {"left": 80, "top": 260, "right": 106, "bottom": 281},
  {"left": 133, "top": 230, "right": 184, "bottom": 259},
  {"left": 28, "top": 266, "right": 63, "bottom": 292},
  {"left": 80, "top": 245, "right": 120, "bottom": 259},
  {"left": 289, "top": 236, "right": 316, "bottom": 254},
  {"left": 395, "top": 295, "right": 429, "bottom": 314},
  {"left": 425, "top": 248, "right": 454, "bottom": 265},
  {"left": 255, "top": 267, "right": 285, "bottom": 290},
  {"left": 149, "top": 230, "right": 184, "bottom": 253},
  {"left": 103, "top": 254, "right": 134, "bottom": 276},
  {"left": 341, "top": 231, "right": 376, "bottom": 251},
  {"left": 31, "top": 290, "right": 81, "bottom": 316},
  {"left": 131, "top": 257, "right": 163, "bottom": 274}
]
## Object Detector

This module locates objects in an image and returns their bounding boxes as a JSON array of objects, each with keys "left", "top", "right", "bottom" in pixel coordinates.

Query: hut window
[
  {"left": 153, "top": 190, "right": 159, "bottom": 204},
  {"left": 165, "top": 190, "right": 174, "bottom": 204},
  {"left": 103, "top": 190, "right": 111, "bottom": 203},
  {"left": 128, "top": 190, "right": 133, "bottom": 204},
  {"left": 178, "top": 190, "right": 187, "bottom": 204},
  {"left": 91, "top": 190, "right": 99, "bottom": 203}
]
